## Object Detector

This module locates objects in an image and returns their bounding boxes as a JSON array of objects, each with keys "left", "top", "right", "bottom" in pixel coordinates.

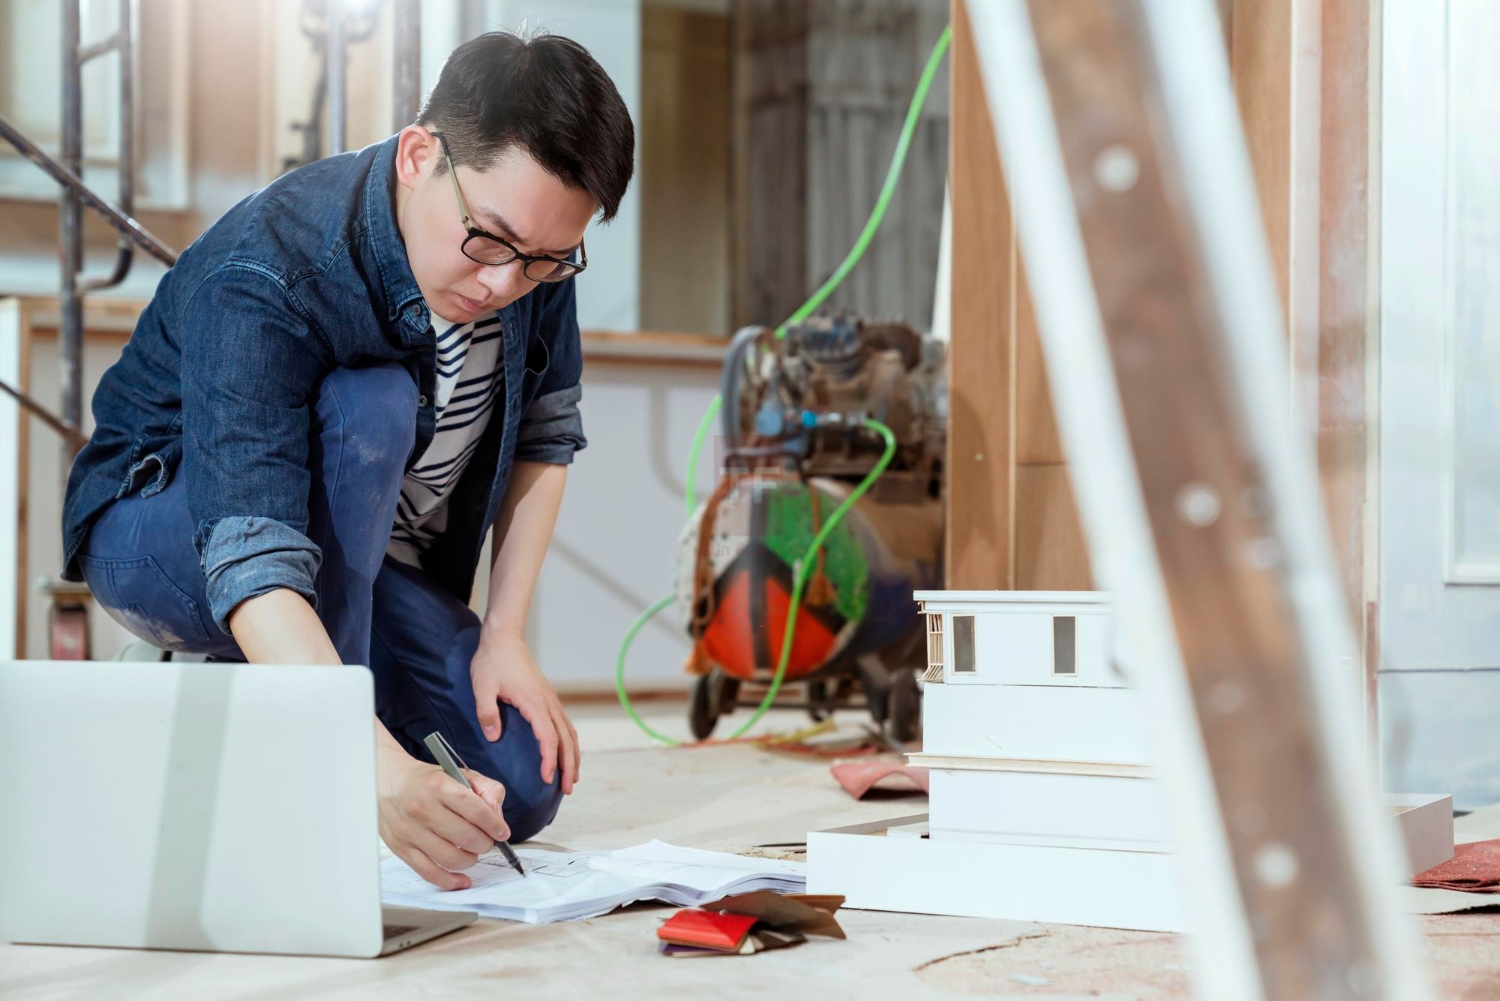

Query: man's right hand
[{"left": 376, "top": 744, "right": 510, "bottom": 890}]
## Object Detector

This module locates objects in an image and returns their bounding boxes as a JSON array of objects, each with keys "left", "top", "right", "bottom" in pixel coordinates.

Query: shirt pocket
[{"left": 522, "top": 334, "right": 551, "bottom": 402}]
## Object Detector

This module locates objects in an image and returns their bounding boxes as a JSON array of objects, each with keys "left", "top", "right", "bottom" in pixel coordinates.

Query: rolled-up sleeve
[
  {"left": 513, "top": 273, "right": 587, "bottom": 465},
  {"left": 515, "top": 383, "right": 587, "bottom": 465},
  {"left": 181, "top": 267, "right": 332, "bottom": 631}
]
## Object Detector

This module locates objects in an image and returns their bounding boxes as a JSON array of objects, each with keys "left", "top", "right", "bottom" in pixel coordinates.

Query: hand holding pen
[{"left": 424, "top": 731, "right": 527, "bottom": 878}]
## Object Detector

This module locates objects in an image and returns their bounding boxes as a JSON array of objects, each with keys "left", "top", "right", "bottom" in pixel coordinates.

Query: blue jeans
[{"left": 77, "top": 363, "right": 563, "bottom": 842}]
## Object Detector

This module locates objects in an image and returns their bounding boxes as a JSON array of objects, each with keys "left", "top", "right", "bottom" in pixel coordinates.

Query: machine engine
[{"left": 675, "top": 315, "right": 947, "bottom": 740}]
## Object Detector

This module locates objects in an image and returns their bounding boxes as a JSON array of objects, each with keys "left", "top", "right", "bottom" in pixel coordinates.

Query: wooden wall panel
[
  {"left": 1014, "top": 271, "right": 1065, "bottom": 466},
  {"left": 641, "top": 5, "right": 733, "bottom": 336},
  {"left": 1014, "top": 464, "right": 1092, "bottom": 592},
  {"left": 945, "top": 0, "right": 1015, "bottom": 590},
  {"left": 731, "top": 0, "right": 810, "bottom": 330},
  {"left": 1317, "top": 0, "right": 1374, "bottom": 636},
  {"left": 1233, "top": 0, "right": 1375, "bottom": 720}
]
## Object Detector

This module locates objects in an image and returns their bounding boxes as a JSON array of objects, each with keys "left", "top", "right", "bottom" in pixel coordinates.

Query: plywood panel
[
  {"left": 1014, "top": 463, "right": 1092, "bottom": 591},
  {"left": 945, "top": 0, "right": 1013, "bottom": 590},
  {"left": 1316, "top": 0, "right": 1374, "bottom": 722},
  {"left": 1014, "top": 271, "right": 1064, "bottom": 465},
  {"left": 805, "top": 0, "right": 950, "bottom": 326},
  {"left": 641, "top": 5, "right": 732, "bottom": 336},
  {"left": 730, "top": 0, "right": 809, "bottom": 329}
]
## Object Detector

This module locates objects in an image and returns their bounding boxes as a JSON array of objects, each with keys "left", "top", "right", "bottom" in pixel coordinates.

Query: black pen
[{"left": 423, "top": 731, "right": 526, "bottom": 877}]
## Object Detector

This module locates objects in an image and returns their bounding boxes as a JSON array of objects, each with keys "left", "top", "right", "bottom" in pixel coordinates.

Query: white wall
[
  {"left": 473, "top": 361, "right": 718, "bottom": 691},
  {"left": 478, "top": 0, "right": 643, "bottom": 332},
  {"left": 1379, "top": 0, "right": 1500, "bottom": 809}
]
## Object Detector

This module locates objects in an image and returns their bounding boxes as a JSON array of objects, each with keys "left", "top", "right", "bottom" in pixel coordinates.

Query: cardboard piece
[{"left": 710, "top": 890, "right": 847, "bottom": 940}]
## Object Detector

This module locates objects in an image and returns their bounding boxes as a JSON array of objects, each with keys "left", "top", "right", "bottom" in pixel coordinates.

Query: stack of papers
[{"left": 380, "top": 840, "right": 806, "bottom": 924}]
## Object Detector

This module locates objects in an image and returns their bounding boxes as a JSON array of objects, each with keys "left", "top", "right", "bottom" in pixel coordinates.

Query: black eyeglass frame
[{"left": 430, "top": 131, "right": 587, "bottom": 283}]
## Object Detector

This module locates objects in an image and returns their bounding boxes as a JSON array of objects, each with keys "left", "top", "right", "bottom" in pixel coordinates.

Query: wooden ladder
[{"left": 962, "top": 2, "right": 1430, "bottom": 998}]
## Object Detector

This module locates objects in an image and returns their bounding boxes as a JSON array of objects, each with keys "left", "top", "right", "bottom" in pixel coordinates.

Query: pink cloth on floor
[
  {"left": 1411, "top": 839, "right": 1500, "bottom": 892},
  {"left": 831, "top": 761, "right": 929, "bottom": 799}
]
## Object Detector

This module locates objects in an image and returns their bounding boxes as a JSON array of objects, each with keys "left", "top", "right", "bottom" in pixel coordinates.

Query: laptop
[{"left": 0, "top": 660, "right": 475, "bottom": 957}]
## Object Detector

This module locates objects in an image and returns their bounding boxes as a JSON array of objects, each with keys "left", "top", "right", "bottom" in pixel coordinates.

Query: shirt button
[{"left": 417, "top": 395, "right": 429, "bottom": 408}]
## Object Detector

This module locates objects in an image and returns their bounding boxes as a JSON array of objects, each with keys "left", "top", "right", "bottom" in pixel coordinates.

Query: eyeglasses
[{"left": 430, "top": 131, "right": 587, "bottom": 283}]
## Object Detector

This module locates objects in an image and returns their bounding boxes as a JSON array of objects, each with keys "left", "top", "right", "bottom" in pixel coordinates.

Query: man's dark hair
[{"left": 418, "top": 31, "right": 635, "bottom": 222}]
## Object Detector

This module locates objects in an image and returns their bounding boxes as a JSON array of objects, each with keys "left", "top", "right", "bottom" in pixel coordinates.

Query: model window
[
  {"left": 924, "top": 610, "right": 945, "bottom": 681},
  {"left": 952, "top": 615, "right": 976, "bottom": 673},
  {"left": 1053, "top": 616, "right": 1077, "bottom": 675}
]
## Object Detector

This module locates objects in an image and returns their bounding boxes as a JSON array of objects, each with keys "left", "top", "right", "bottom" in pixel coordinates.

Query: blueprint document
[{"left": 380, "top": 840, "right": 806, "bottom": 924}]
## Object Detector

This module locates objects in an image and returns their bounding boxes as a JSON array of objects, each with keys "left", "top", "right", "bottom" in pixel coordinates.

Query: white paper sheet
[{"left": 380, "top": 840, "right": 805, "bottom": 924}]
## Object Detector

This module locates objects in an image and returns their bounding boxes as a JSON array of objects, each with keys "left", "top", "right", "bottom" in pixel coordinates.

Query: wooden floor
[{"left": 2, "top": 703, "right": 1497, "bottom": 1000}]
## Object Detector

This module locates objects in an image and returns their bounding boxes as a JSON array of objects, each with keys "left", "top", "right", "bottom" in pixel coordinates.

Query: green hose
[
  {"left": 615, "top": 24, "right": 952, "bottom": 746},
  {"left": 616, "top": 420, "right": 898, "bottom": 745}
]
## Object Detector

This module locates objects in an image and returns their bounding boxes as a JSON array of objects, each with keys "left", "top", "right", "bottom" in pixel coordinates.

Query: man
[{"left": 60, "top": 32, "right": 633, "bottom": 890}]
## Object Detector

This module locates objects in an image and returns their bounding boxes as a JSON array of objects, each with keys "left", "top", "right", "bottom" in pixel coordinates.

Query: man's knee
[
  {"left": 478, "top": 702, "right": 564, "bottom": 843},
  {"left": 316, "top": 363, "right": 417, "bottom": 487}
]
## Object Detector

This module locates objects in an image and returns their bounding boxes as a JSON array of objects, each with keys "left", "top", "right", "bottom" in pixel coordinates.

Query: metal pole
[
  {"left": 326, "top": 0, "right": 347, "bottom": 155},
  {"left": 59, "top": 0, "right": 84, "bottom": 465},
  {"left": 82, "top": 0, "right": 138, "bottom": 294},
  {"left": 0, "top": 113, "right": 175, "bottom": 266},
  {"left": 392, "top": 0, "right": 421, "bottom": 132}
]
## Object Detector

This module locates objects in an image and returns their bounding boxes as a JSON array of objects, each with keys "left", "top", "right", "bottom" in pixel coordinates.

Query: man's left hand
[{"left": 470, "top": 631, "right": 579, "bottom": 794}]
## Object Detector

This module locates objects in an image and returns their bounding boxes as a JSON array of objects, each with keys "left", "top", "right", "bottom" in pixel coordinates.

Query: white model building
[
  {"left": 808, "top": 590, "right": 1451, "bottom": 932},
  {"left": 809, "top": 590, "right": 1185, "bottom": 931}
]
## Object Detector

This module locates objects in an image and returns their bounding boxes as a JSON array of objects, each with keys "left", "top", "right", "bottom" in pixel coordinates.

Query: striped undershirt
[{"left": 387, "top": 311, "right": 504, "bottom": 568}]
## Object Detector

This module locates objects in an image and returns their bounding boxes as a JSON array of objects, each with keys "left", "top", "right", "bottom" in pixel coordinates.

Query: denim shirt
[{"left": 61, "top": 135, "right": 587, "bottom": 630}]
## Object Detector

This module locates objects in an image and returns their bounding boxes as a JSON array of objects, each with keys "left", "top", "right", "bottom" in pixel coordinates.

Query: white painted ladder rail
[{"left": 963, "top": 2, "right": 1432, "bottom": 999}]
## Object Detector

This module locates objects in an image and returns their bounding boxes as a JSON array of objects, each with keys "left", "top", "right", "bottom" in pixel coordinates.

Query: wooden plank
[
  {"left": 907, "top": 752, "right": 1153, "bottom": 778},
  {"left": 1014, "top": 462, "right": 1092, "bottom": 590},
  {"left": 1231, "top": 0, "right": 1323, "bottom": 418},
  {"left": 1231, "top": 0, "right": 1294, "bottom": 329},
  {"left": 1014, "top": 268, "right": 1065, "bottom": 464},
  {"left": 1316, "top": 0, "right": 1375, "bottom": 706},
  {"left": 945, "top": 0, "right": 1014, "bottom": 590},
  {"left": 640, "top": 5, "right": 732, "bottom": 336},
  {"left": 804, "top": 0, "right": 950, "bottom": 326},
  {"left": 1015, "top": 0, "right": 1413, "bottom": 992},
  {"left": 729, "top": 0, "right": 809, "bottom": 329},
  {"left": 1235, "top": 0, "right": 1376, "bottom": 729}
]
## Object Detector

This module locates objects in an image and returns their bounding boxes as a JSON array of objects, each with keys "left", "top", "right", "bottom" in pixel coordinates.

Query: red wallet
[{"left": 656, "top": 909, "right": 760, "bottom": 952}]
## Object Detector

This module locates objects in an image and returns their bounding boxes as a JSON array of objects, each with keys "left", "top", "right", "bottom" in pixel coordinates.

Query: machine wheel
[
  {"left": 807, "top": 679, "right": 835, "bottom": 722},
  {"left": 689, "top": 673, "right": 719, "bottom": 741},
  {"left": 857, "top": 655, "right": 892, "bottom": 724},
  {"left": 887, "top": 669, "right": 921, "bottom": 744},
  {"left": 711, "top": 671, "right": 741, "bottom": 718}
]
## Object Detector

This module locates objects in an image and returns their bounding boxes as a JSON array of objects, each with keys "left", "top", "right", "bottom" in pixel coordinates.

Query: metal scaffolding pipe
[
  {"left": 326, "top": 0, "right": 347, "bottom": 155},
  {"left": 59, "top": 0, "right": 84, "bottom": 450},
  {"left": 0, "top": 113, "right": 176, "bottom": 267},
  {"left": 82, "top": 0, "right": 139, "bottom": 294},
  {"left": 392, "top": 0, "right": 421, "bottom": 132}
]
